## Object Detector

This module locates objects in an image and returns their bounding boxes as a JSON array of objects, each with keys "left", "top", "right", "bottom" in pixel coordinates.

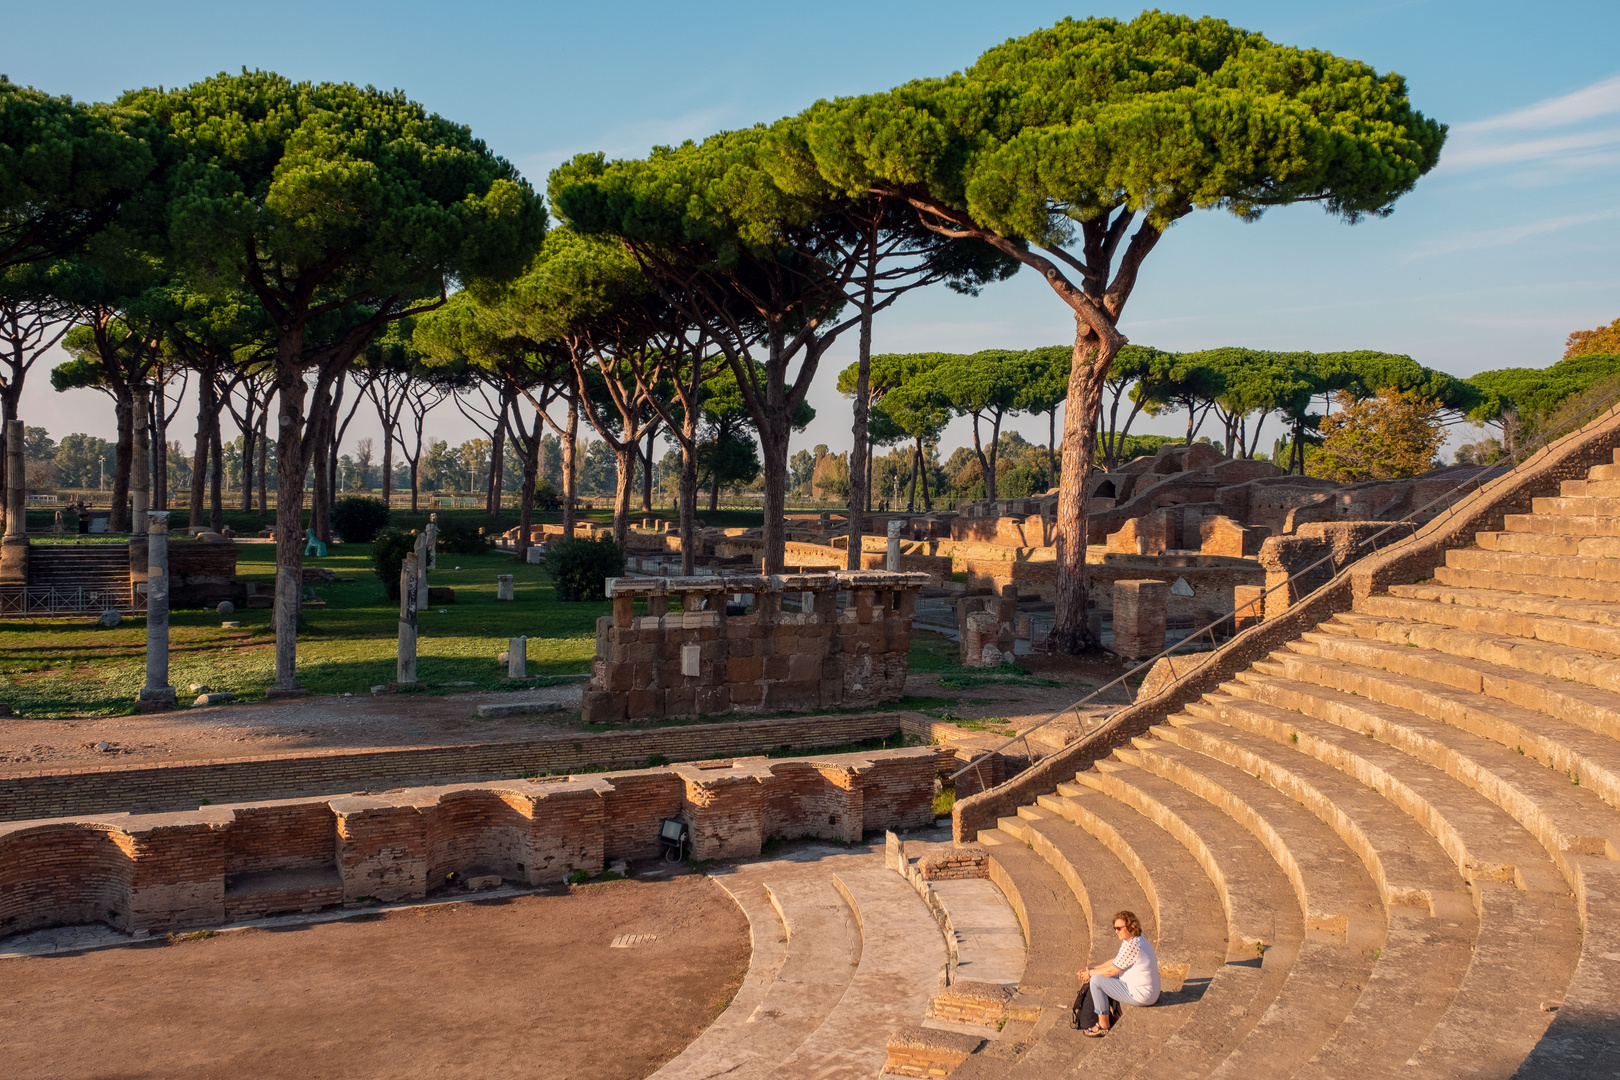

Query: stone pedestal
[
  {"left": 496, "top": 574, "right": 515, "bottom": 601},
  {"left": 135, "top": 511, "right": 177, "bottom": 712},
  {"left": 398, "top": 553, "right": 420, "bottom": 684},
  {"left": 507, "top": 635, "right": 527, "bottom": 678},
  {"left": 1112, "top": 579, "right": 1170, "bottom": 659},
  {"left": 526, "top": 546, "right": 544, "bottom": 564},
  {"left": 424, "top": 515, "right": 438, "bottom": 571},
  {"left": 412, "top": 531, "right": 430, "bottom": 593},
  {"left": 886, "top": 519, "right": 903, "bottom": 572}
]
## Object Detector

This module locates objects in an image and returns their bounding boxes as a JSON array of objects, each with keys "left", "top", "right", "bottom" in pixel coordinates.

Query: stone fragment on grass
[
  {"left": 193, "top": 692, "right": 234, "bottom": 706},
  {"left": 97, "top": 609, "right": 121, "bottom": 627},
  {"left": 475, "top": 700, "right": 563, "bottom": 719},
  {"left": 216, "top": 601, "right": 235, "bottom": 616}
]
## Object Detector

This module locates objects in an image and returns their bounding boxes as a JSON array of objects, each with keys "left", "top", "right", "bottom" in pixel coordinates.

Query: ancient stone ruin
[{"left": 582, "top": 570, "right": 930, "bottom": 723}]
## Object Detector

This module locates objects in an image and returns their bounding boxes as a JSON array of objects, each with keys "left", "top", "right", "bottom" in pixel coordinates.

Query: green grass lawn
[{"left": 0, "top": 545, "right": 605, "bottom": 717}]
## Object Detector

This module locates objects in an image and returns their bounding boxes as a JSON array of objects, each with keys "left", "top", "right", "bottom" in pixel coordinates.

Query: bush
[
  {"left": 372, "top": 529, "right": 419, "bottom": 601},
  {"left": 548, "top": 536, "right": 625, "bottom": 602},
  {"left": 533, "top": 477, "right": 561, "bottom": 511},
  {"left": 435, "top": 515, "right": 491, "bottom": 554},
  {"left": 332, "top": 496, "right": 391, "bottom": 544}
]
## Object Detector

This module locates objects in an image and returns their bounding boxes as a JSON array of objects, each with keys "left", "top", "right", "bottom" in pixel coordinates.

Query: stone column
[
  {"left": 496, "top": 574, "right": 515, "bottom": 601},
  {"left": 885, "top": 518, "right": 903, "bottom": 572},
  {"left": 136, "top": 511, "right": 177, "bottom": 711},
  {"left": 424, "top": 513, "right": 439, "bottom": 571},
  {"left": 413, "top": 531, "right": 430, "bottom": 594},
  {"left": 0, "top": 420, "right": 26, "bottom": 585},
  {"left": 398, "top": 553, "right": 420, "bottom": 684},
  {"left": 507, "top": 635, "right": 527, "bottom": 678}
]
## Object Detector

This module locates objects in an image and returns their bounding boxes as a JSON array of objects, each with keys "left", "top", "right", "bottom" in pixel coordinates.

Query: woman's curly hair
[{"left": 1114, "top": 910, "right": 1143, "bottom": 937}]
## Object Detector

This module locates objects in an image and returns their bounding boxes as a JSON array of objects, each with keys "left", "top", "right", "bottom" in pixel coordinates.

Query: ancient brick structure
[
  {"left": 1111, "top": 578, "right": 1169, "bottom": 658},
  {"left": 0, "top": 746, "right": 937, "bottom": 938},
  {"left": 582, "top": 571, "right": 930, "bottom": 723}
]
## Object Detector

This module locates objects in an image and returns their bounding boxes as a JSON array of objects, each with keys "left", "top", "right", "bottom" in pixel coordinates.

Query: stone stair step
[
  {"left": 1476, "top": 528, "right": 1620, "bottom": 558},
  {"left": 1187, "top": 680, "right": 1584, "bottom": 1079},
  {"left": 1304, "top": 621, "right": 1620, "bottom": 764},
  {"left": 1447, "top": 543, "right": 1620, "bottom": 586},
  {"left": 1252, "top": 648, "right": 1620, "bottom": 838},
  {"left": 1077, "top": 760, "right": 1366, "bottom": 1080},
  {"left": 1434, "top": 562, "right": 1620, "bottom": 604},
  {"left": 972, "top": 826, "right": 1097, "bottom": 1079},
  {"left": 1389, "top": 581, "right": 1620, "bottom": 629},
  {"left": 777, "top": 864, "right": 947, "bottom": 1079},
  {"left": 1503, "top": 511, "right": 1620, "bottom": 538},
  {"left": 1357, "top": 593, "right": 1620, "bottom": 655},
  {"left": 1530, "top": 495, "right": 1620, "bottom": 516},
  {"left": 653, "top": 871, "right": 858, "bottom": 1080}
]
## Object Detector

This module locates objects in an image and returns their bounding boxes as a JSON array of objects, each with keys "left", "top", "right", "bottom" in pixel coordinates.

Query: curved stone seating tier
[
  {"left": 937, "top": 442, "right": 1620, "bottom": 1077},
  {"left": 655, "top": 844, "right": 952, "bottom": 1080}
]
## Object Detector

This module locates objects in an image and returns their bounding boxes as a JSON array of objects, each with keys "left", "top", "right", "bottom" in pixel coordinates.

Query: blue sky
[{"left": 8, "top": 0, "right": 1620, "bottom": 459}]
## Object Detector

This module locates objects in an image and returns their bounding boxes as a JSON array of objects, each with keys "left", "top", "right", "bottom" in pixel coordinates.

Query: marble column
[
  {"left": 0, "top": 420, "right": 26, "bottom": 584},
  {"left": 136, "top": 511, "right": 177, "bottom": 711},
  {"left": 398, "top": 553, "right": 419, "bottom": 684},
  {"left": 885, "top": 518, "right": 903, "bottom": 572}
]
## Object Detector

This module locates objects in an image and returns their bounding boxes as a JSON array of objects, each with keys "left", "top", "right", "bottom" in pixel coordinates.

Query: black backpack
[{"left": 1072, "top": 987, "right": 1124, "bottom": 1031}]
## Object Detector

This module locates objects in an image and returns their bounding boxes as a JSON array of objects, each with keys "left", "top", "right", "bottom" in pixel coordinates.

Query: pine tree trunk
[
  {"left": 255, "top": 411, "right": 269, "bottom": 514},
  {"left": 642, "top": 427, "right": 655, "bottom": 512},
  {"left": 189, "top": 375, "right": 213, "bottom": 531},
  {"left": 272, "top": 351, "right": 309, "bottom": 692},
  {"left": 209, "top": 408, "right": 224, "bottom": 532},
  {"left": 612, "top": 444, "right": 635, "bottom": 548},
  {"left": 109, "top": 384, "right": 134, "bottom": 532},
  {"left": 1047, "top": 328, "right": 1116, "bottom": 655},
  {"left": 679, "top": 412, "right": 699, "bottom": 576},
  {"left": 561, "top": 396, "right": 578, "bottom": 537}
]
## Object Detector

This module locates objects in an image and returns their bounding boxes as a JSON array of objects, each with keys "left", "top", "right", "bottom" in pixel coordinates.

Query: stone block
[
  {"left": 680, "top": 643, "right": 701, "bottom": 677},
  {"left": 580, "top": 690, "right": 626, "bottom": 724},
  {"left": 496, "top": 574, "right": 515, "bottom": 601},
  {"left": 696, "top": 685, "right": 731, "bottom": 714},
  {"left": 626, "top": 688, "right": 665, "bottom": 720},
  {"left": 726, "top": 656, "right": 764, "bottom": 682},
  {"left": 1233, "top": 584, "right": 1265, "bottom": 631}
]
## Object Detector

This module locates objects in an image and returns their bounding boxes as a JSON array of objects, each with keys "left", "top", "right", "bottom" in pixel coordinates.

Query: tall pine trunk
[
  {"left": 1048, "top": 327, "right": 1119, "bottom": 654},
  {"left": 846, "top": 269, "right": 875, "bottom": 568},
  {"left": 109, "top": 384, "right": 134, "bottom": 532},
  {"left": 189, "top": 374, "right": 214, "bottom": 531},
  {"left": 272, "top": 342, "right": 309, "bottom": 692},
  {"left": 560, "top": 396, "right": 578, "bottom": 537},
  {"left": 209, "top": 408, "right": 224, "bottom": 532},
  {"left": 611, "top": 445, "right": 635, "bottom": 548}
]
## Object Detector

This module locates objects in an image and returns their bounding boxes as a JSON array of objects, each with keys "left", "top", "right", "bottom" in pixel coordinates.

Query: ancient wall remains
[
  {"left": 582, "top": 571, "right": 930, "bottom": 723},
  {"left": 0, "top": 746, "right": 939, "bottom": 939}
]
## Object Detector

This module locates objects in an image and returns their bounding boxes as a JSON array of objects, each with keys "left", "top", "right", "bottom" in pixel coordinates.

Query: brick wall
[
  {"left": 0, "top": 711, "right": 932, "bottom": 823},
  {"left": 0, "top": 746, "right": 940, "bottom": 938}
]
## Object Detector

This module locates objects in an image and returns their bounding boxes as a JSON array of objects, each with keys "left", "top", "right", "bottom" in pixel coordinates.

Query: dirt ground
[
  {"left": 0, "top": 875, "right": 750, "bottom": 1080},
  {"left": 0, "top": 682, "right": 587, "bottom": 775}
]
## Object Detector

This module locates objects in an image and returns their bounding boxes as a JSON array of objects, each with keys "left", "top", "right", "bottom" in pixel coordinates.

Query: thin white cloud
[
  {"left": 1441, "top": 70, "right": 1620, "bottom": 176},
  {"left": 1402, "top": 208, "right": 1620, "bottom": 261},
  {"left": 1455, "top": 72, "right": 1620, "bottom": 133}
]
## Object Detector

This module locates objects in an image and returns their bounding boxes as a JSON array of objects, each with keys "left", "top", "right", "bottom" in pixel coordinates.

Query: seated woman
[{"left": 1078, "top": 909, "right": 1160, "bottom": 1036}]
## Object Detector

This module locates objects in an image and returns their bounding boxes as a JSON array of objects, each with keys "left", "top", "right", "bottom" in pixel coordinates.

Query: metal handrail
[{"left": 949, "top": 391, "right": 1620, "bottom": 782}]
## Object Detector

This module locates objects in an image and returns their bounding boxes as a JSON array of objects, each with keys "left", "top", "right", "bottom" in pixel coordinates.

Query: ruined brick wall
[
  {"left": 0, "top": 747, "right": 940, "bottom": 938},
  {"left": 582, "top": 571, "right": 930, "bottom": 723}
]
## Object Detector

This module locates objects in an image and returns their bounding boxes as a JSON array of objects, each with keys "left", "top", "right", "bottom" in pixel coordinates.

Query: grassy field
[{"left": 0, "top": 544, "right": 603, "bottom": 717}]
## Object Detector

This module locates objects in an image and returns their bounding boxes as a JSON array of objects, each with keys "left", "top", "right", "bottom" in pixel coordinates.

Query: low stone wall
[
  {"left": 582, "top": 571, "right": 930, "bottom": 723},
  {"left": 952, "top": 403, "right": 1620, "bottom": 841},
  {"left": 0, "top": 746, "right": 939, "bottom": 939},
  {"left": 0, "top": 711, "right": 948, "bottom": 823}
]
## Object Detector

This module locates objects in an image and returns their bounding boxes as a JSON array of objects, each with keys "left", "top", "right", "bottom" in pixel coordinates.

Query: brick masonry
[
  {"left": 582, "top": 571, "right": 931, "bottom": 723},
  {"left": 0, "top": 711, "right": 948, "bottom": 823},
  {"left": 0, "top": 746, "right": 940, "bottom": 938}
]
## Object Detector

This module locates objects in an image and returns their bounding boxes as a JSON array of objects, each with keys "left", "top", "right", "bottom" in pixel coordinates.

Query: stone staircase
[
  {"left": 943, "top": 446, "right": 1620, "bottom": 1077},
  {"left": 22, "top": 544, "right": 132, "bottom": 609}
]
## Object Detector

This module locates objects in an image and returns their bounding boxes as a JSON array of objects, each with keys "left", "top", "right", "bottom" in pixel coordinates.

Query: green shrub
[
  {"left": 548, "top": 536, "right": 625, "bottom": 602},
  {"left": 435, "top": 515, "right": 491, "bottom": 554},
  {"left": 533, "top": 477, "right": 562, "bottom": 511},
  {"left": 372, "top": 529, "right": 418, "bottom": 601},
  {"left": 332, "top": 496, "right": 391, "bottom": 544}
]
